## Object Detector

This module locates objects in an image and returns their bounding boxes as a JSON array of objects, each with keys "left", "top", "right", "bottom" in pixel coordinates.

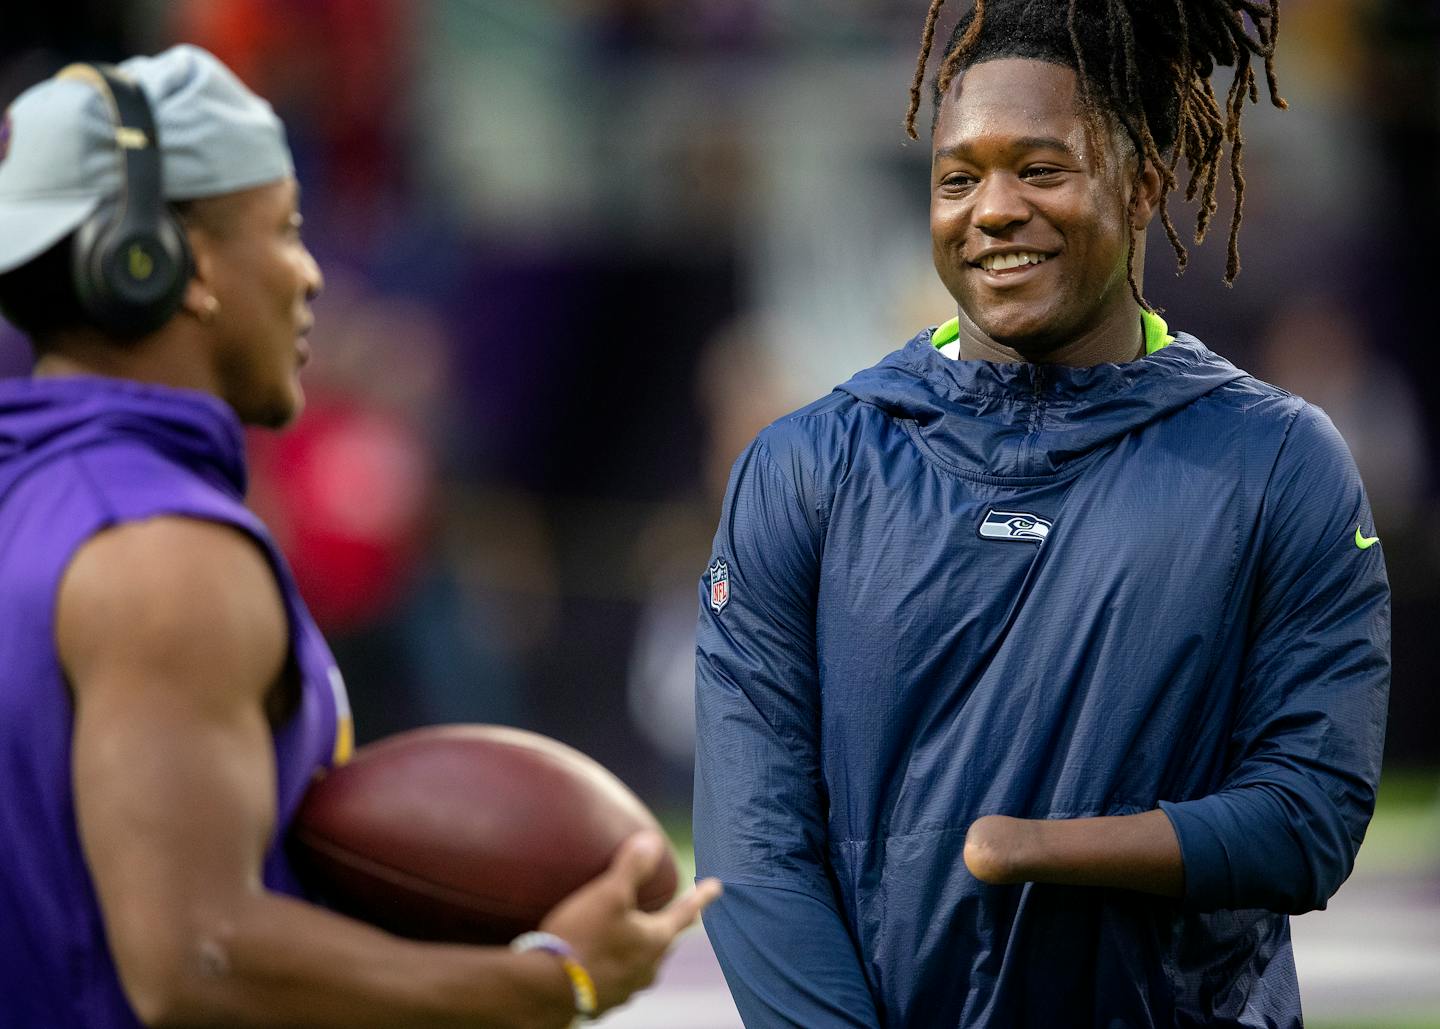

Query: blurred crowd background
[{"left": 2, "top": 0, "right": 1436, "bottom": 823}]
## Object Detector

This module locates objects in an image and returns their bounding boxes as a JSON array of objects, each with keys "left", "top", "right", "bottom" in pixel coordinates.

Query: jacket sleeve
[
  {"left": 1160, "top": 404, "right": 1391, "bottom": 914},
  {"left": 693, "top": 436, "right": 881, "bottom": 1027}
]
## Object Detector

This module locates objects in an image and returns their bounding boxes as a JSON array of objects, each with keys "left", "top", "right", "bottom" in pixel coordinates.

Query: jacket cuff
[{"left": 1158, "top": 798, "right": 1233, "bottom": 910}]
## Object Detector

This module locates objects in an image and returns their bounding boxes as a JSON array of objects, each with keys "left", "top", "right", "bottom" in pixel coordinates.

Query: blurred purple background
[{"left": 3, "top": 0, "right": 1436, "bottom": 821}]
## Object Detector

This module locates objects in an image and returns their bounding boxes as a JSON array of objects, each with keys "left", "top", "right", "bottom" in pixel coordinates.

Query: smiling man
[
  {"left": 694, "top": 1, "right": 1390, "bottom": 1026},
  {"left": 929, "top": 58, "right": 1161, "bottom": 365}
]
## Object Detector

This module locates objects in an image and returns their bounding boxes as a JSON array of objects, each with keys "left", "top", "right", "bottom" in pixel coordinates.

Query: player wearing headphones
[{"left": 0, "top": 46, "right": 718, "bottom": 1028}]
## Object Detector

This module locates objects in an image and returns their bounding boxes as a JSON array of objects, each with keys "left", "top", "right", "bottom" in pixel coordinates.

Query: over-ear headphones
[{"left": 58, "top": 63, "right": 192, "bottom": 337}]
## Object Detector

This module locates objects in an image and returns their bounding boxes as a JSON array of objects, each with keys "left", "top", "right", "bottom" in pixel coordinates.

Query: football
[{"left": 290, "top": 724, "right": 679, "bottom": 944}]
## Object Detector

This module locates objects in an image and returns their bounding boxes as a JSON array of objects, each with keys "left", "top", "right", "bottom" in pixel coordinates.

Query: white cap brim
[{"left": 0, "top": 194, "right": 101, "bottom": 274}]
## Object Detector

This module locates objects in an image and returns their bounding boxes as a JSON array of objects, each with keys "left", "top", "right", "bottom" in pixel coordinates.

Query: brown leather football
[{"left": 290, "top": 724, "right": 678, "bottom": 944}]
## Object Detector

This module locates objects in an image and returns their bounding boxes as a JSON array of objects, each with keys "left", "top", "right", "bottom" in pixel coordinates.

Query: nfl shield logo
[{"left": 709, "top": 559, "right": 730, "bottom": 614}]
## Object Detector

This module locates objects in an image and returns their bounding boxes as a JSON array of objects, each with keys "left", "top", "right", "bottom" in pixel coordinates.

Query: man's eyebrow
[{"left": 934, "top": 136, "right": 1081, "bottom": 161}]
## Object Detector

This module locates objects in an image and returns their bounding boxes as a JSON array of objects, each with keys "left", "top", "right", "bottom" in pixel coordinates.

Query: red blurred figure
[{"left": 250, "top": 388, "right": 432, "bottom": 634}]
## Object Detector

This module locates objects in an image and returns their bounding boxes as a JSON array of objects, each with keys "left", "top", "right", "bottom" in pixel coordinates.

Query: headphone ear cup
[
  {"left": 145, "top": 207, "right": 193, "bottom": 323},
  {"left": 71, "top": 199, "right": 121, "bottom": 327},
  {"left": 71, "top": 200, "right": 191, "bottom": 337}
]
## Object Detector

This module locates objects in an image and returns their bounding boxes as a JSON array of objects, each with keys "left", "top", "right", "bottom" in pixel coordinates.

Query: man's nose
[
  {"left": 971, "top": 173, "right": 1030, "bottom": 233},
  {"left": 302, "top": 246, "right": 324, "bottom": 301}
]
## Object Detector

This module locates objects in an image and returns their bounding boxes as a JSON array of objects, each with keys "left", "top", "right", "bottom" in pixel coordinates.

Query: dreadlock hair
[{"left": 905, "top": 0, "right": 1286, "bottom": 305}]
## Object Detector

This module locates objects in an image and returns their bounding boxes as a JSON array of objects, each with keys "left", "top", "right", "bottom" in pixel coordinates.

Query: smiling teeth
[{"left": 981, "top": 252, "right": 1049, "bottom": 271}]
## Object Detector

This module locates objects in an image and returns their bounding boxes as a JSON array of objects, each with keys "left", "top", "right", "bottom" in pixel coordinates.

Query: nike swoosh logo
[{"left": 1355, "top": 526, "right": 1380, "bottom": 550}]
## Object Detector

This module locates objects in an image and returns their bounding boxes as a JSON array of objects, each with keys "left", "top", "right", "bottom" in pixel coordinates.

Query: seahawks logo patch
[{"left": 978, "top": 510, "right": 1052, "bottom": 543}]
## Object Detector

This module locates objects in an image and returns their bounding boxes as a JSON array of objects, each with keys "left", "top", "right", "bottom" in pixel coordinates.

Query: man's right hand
[
  {"left": 540, "top": 832, "right": 723, "bottom": 1015},
  {"left": 63, "top": 519, "right": 719, "bottom": 1029}
]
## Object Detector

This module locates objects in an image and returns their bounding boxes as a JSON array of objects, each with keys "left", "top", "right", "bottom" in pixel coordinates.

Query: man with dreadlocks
[{"left": 693, "top": 0, "right": 1389, "bottom": 1025}]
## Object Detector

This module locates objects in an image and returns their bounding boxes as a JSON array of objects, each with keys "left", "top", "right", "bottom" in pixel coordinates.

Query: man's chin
[
  {"left": 243, "top": 387, "right": 304, "bottom": 431},
  {"left": 272, "top": 393, "right": 305, "bottom": 430},
  {"left": 968, "top": 305, "right": 1067, "bottom": 356}
]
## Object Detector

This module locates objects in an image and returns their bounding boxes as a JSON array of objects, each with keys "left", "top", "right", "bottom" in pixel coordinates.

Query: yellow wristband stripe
[
  {"left": 510, "top": 931, "right": 598, "bottom": 1020},
  {"left": 559, "top": 955, "right": 597, "bottom": 1016}
]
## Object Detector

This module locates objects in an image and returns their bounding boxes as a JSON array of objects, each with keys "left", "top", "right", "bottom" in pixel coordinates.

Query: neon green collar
[
  {"left": 1142, "top": 309, "right": 1173, "bottom": 355},
  {"left": 931, "top": 310, "right": 1174, "bottom": 357}
]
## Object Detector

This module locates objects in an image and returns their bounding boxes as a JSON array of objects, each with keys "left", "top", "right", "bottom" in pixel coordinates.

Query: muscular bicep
[{"left": 58, "top": 517, "right": 290, "bottom": 1007}]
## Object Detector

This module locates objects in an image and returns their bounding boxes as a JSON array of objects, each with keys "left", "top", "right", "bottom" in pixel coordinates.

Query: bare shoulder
[{"left": 57, "top": 517, "right": 288, "bottom": 707}]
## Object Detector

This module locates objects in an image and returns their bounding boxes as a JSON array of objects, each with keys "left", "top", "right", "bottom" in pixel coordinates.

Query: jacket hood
[
  {"left": 0, "top": 375, "right": 247, "bottom": 501},
  {"left": 837, "top": 328, "right": 1249, "bottom": 479}
]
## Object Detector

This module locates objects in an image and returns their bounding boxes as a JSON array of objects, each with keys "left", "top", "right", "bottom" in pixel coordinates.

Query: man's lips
[
  {"left": 296, "top": 318, "right": 314, "bottom": 367},
  {"left": 969, "top": 256, "right": 1054, "bottom": 287},
  {"left": 967, "top": 246, "right": 1059, "bottom": 283},
  {"left": 968, "top": 246, "right": 1057, "bottom": 273}
]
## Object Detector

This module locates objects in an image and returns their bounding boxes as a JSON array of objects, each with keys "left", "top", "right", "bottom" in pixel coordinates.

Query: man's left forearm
[{"left": 964, "top": 809, "right": 1184, "bottom": 897}]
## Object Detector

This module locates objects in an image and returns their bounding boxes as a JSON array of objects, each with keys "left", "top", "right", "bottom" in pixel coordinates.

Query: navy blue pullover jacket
[{"left": 694, "top": 327, "right": 1390, "bottom": 1027}]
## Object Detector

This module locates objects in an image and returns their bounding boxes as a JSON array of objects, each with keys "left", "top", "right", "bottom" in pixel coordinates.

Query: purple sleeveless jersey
[{"left": 0, "top": 376, "right": 352, "bottom": 1028}]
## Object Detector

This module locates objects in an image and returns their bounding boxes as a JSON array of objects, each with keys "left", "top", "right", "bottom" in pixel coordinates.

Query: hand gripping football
[{"left": 290, "top": 724, "right": 679, "bottom": 943}]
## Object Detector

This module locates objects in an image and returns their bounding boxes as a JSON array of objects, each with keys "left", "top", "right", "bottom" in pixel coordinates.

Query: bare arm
[
  {"left": 963, "top": 810, "right": 1183, "bottom": 898},
  {"left": 61, "top": 517, "right": 717, "bottom": 1028}
]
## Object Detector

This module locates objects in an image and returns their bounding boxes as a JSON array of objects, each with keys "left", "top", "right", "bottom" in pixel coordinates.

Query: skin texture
[
  {"left": 183, "top": 179, "right": 323, "bottom": 428},
  {"left": 964, "top": 812, "right": 1183, "bottom": 898},
  {"left": 40, "top": 181, "right": 721, "bottom": 1026},
  {"left": 931, "top": 59, "right": 1162, "bottom": 366},
  {"left": 931, "top": 60, "right": 1185, "bottom": 895}
]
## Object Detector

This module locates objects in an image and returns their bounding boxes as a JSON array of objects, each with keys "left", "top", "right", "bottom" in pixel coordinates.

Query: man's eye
[
  {"left": 1022, "top": 167, "right": 1063, "bottom": 180},
  {"left": 942, "top": 175, "right": 977, "bottom": 189}
]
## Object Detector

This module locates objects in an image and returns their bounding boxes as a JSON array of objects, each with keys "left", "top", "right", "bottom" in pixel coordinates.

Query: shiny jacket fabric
[{"left": 694, "top": 328, "right": 1390, "bottom": 1027}]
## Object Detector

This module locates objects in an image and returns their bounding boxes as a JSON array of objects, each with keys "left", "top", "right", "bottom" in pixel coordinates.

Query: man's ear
[
  {"left": 1131, "top": 158, "right": 1165, "bottom": 230},
  {"left": 179, "top": 229, "right": 217, "bottom": 321}
]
